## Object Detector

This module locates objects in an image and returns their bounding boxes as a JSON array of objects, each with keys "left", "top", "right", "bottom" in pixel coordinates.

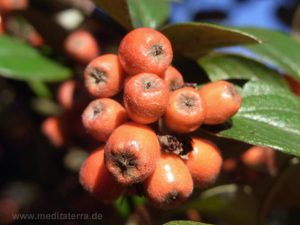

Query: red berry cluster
[{"left": 76, "top": 27, "right": 242, "bottom": 209}]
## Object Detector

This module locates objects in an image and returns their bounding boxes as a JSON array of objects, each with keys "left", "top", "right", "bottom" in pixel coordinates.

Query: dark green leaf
[
  {"left": 0, "top": 35, "right": 71, "bottom": 82},
  {"left": 127, "top": 0, "right": 169, "bottom": 28},
  {"left": 238, "top": 28, "right": 300, "bottom": 81},
  {"left": 94, "top": 0, "right": 169, "bottom": 29},
  {"left": 199, "top": 53, "right": 288, "bottom": 88},
  {"left": 93, "top": 0, "right": 133, "bottom": 30},
  {"left": 161, "top": 23, "right": 260, "bottom": 58},
  {"left": 164, "top": 221, "right": 212, "bottom": 225},
  {"left": 219, "top": 81, "right": 300, "bottom": 157},
  {"left": 182, "top": 184, "right": 257, "bottom": 225}
]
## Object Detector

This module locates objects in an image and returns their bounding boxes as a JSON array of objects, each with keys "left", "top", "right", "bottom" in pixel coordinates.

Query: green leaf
[
  {"left": 93, "top": 0, "right": 133, "bottom": 30},
  {"left": 28, "top": 81, "right": 52, "bottom": 99},
  {"left": 94, "top": 0, "right": 169, "bottom": 29},
  {"left": 182, "top": 184, "right": 257, "bottom": 225},
  {"left": 198, "top": 53, "right": 288, "bottom": 88},
  {"left": 0, "top": 35, "right": 71, "bottom": 82},
  {"left": 160, "top": 23, "right": 260, "bottom": 58},
  {"left": 127, "top": 0, "right": 169, "bottom": 28},
  {"left": 238, "top": 28, "right": 300, "bottom": 81},
  {"left": 218, "top": 81, "right": 300, "bottom": 157},
  {"left": 164, "top": 221, "right": 212, "bottom": 225}
]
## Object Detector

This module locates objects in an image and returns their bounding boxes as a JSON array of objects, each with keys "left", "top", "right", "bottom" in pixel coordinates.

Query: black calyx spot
[
  {"left": 151, "top": 44, "right": 164, "bottom": 57},
  {"left": 90, "top": 69, "right": 107, "bottom": 84},
  {"left": 165, "top": 191, "right": 179, "bottom": 204},
  {"left": 114, "top": 152, "right": 137, "bottom": 175},
  {"left": 92, "top": 103, "right": 103, "bottom": 119}
]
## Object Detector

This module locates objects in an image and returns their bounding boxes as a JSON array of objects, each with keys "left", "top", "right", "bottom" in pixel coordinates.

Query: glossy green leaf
[
  {"left": 238, "top": 28, "right": 300, "bottom": 81},
  {"left": 127, "top": 0, "right": 169, "bottom": 28},
  {"left": 164, "top": 221, "right": 212, "bottom": 225},
  {"left": 94, "top": 0, "right": 169, "bottom": 29},
  {"left": 182, "top": 184, "right": 257, "bottom": 225},
  {"left": 199, "top": 53, "right": 288, "bottom": 88},
  {"left": 161, "top": 23, "right": 260, "bottom": 58},
  {"left": 0, "top": 35, "right": 71, "bottom": 81},
  {"left": 218, "top": 81, "right": 300, "bottom": 157},
  {"left": 93, "top": 0, "right": 133, "bottom": 30}
]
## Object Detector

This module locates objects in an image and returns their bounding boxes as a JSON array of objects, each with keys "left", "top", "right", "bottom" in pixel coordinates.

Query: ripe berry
[
  {"left": 57, "top": 80, "right": 89, "bottom": 110},
  {"left": 284, "top": 75, "right": 300, "bottom": 97},
  {"left": 124, "top": 73, "right": 169, "bottom": 124},
  {"left": 144, "top": 154, "right": 193, "bottom": 209},
  {"left": 105, "top": 122, "right": 160, "bottom": 185},
  {"left": 164, "top": 87, "right": 206, "bottom": 133},
  {"left": 222, "top": 158, "right": 238, "bottom": 173},
  {"left": 241, "top": 146, "right": 276, "bottom": 175},
  {"left": 84, "top": 54, "right": 125, "bottom": 98},
  {"left": 79, "top": 146, "right": 124, "bottom": 202},
  {"left": 118, "top": 27, "right": 173, "bottom": 75},
  {"left": 0, "top": 0, "right": 28, "bottom": 13},
  {"left": 64, "top": 30, "right": 100, "bottom": 64},
  {"left": 185, "top": 138, "right": 222, "bottom": 188},
  {"left": 26, "top": 30, "right": 44, "bottom": 47},
  {"left": 82, "top": 98, "right": 128, "bottom": 142},
  {"left": 161, "top": 65, "right": 184, "bottom": 91},
  {"left": 0, "top": 16, "right": 4, "bottom": 34},
  {"left": 41, "top": 116, "right": 67, "bottom": 147},
  {"left": 198, "top": 80, "right": 242, "bottom": 125}
]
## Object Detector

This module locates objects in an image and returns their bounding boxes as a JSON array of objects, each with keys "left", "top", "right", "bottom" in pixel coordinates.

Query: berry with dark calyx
[
  {"left": 118, "top": 27, "right": 173, "bottom": 76},
  {"left": 84, "top": 54, "right": 125, "bottom": 98},
  {"left": 105, "top": 122, "right": 160, "bottom": 186},
  {"left": 82, "top": 98, "right": 128, "bottom": 142},
  {"left": 144, "top": 153, "right": 193, "bottom": 210},
  {"left": 164, "top": 87, "right": 206, "bottom": 133},
  {"left": 79, "top": 146, "right": 124, "bottom": 202},
  {"left": 124, "top": 73, "right": 169, "bottom": 124}
]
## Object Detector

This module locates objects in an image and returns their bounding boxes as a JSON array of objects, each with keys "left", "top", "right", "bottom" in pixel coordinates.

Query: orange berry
[
  {"left": 198, "top": 80, "right": 242, "bottom": 125},
  {"left": 124, "top": 73, "right": 169, "bottom": 124},
  {"left": 0, "top": 0, "right": 28, "bottom": 13},
  {"left": 284, "top": 75, "right": 300, "bottom": 96},
  {"left": 118, "top": 27, "right": 173, "bottom": 75},
  {"left": 64, "top": 30, "right": 100, "bottom": 64},
  {"left": 26, "top": 30, "right": 44, "bottom": 47},
  {"left": 241, "top": 146, "right": 276, "bottom": 175},
  {"left": 185, "top": 138, "right": 222, "bottom": 188},
  {"left": 41, "top": 116, "right": 66, "bottom": 147},
  {"left": 105, "top": 122, "right": 160, "bottom": 185},
  {"left": 222, "top": 158, "right": 238, "bottom": 173},
  {"left": 164, "top": 87, "right": 206, "bottom": 133},
  {"left": 82, "top": 98, "right": 128, "bottom": 142},
  {"left": 84, "top": 54, "right": 125, "bottom": 98},
  {"left": 0, "top": 16, "right": 4, "bottom": 34},
  {"left": 161, "top": 65, "right": 184, "bottom": 91},
  {"left": 144, "top": 154, "right": 193, "bottom": 209},
  {"left": 79, "top": 146, "right": 124, "bottom": 202},
  {"left": 57, "top": 80, "right": 89, "bottom": 110}
]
